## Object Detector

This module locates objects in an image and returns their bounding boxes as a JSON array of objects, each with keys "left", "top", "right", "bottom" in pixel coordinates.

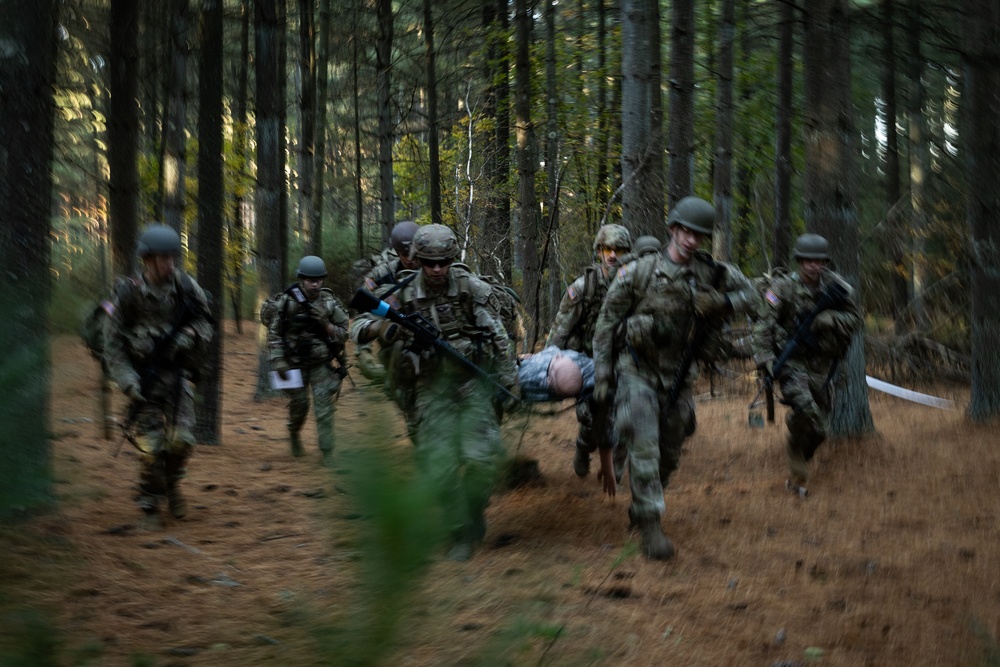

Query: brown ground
[{"left": 5, "top": 322, "right": 999, "bottom": 666}]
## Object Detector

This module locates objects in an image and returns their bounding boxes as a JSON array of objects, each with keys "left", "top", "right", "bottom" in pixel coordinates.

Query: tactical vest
[
  {"left": 272, "top": 287, "right": 344, "bottom": 367},
  {"left": 566, "top": 266, "right": 608, "bottom": 356}
]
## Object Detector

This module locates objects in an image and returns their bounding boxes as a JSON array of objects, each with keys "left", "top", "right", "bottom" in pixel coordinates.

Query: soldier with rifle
[
  {"left": 354, "top": 224, "right": 518, "bottom": 561},
  {"left": 102, "top": 225, "right": 215, "bottom": 529},
  {"left": 592, "top": 197, "right": 758, "bottom": 560},
  {"left": 267, "top": 255, "right": 350, "bottom": 465},
  {"left": 751, "top": 233, "right": 861, "bottom": 497}
]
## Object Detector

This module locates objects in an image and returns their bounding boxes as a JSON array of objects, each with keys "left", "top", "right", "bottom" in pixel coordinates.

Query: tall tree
[
  {"left": 311, "top": 0, "right": 331, "bottom": 256},
  {"left": 376, "top": 0, "right": 395, "bottom": 243},
  {"left": 772, "top": 0, "right": 794, "bottom": 269},
  {"left": 963, "top": 0, "right": 1000, "bottom": 421},
  {"left": 882, "top": 0, "right": 907, "bottom": 334},
  {"left": 713, "top": 0, "right": 735, "bottom": 262},
  {"left": 229, "top": 0, "right": 251, "bottom": 331},
  {"left": 161, "top": 0, "right": 190, "bottom": 238},
  {"left": 423, "top": 0, "right": 443, "bottom": 226},
  {"left": 108, "top": 0, "right": 141, "bottom": 275},
  {"left": 194, "top": 0, "right": 224, "bottom": 443},
  {"left": 905, "top": 0, "right": 929, "bottom": 329},
  {"left": 0, "top": 0, "right": 58, "bottom": 514},
  {"left": 254, "top": 0, "right": 284, "bottom": 398},
  {"left": 667, "top": 0, "right": 695, "bottom": 208},
  {"left": 621, "top": 0, "right": 660, "bottom": 235},
  {"left": 299, "top": 0, "right": 317, "bottom": 250},
  {"left": 481, "top": 0, "right": 512, "bottom": 280},
  {"left": 802, "top": 0, "right": 874, "bottom": 436},
  {"left": 543, "top": 0, "right": 560, "bottom": 327},
  {"left": 515, "top": 0, "right": 540, "bottom": 348}
]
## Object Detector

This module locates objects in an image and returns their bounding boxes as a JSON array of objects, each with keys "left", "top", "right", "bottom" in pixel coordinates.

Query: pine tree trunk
[
  {"left": 109, "top": 0, "right": 141, "bottom": 276},
  {"left": 713, "top": 0, "right": 735, "bottom": 262}
]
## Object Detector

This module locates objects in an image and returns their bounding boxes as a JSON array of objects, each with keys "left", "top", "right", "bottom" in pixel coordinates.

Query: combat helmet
[
  {"left": 633, "top": 235, "right": 662, "bottom": 257},
  {"left": 390, "top": 220, "right": 420, "bottom": 256},
  {"left": 793, "top": 233, "right": 831, "bottom": 261},
  {"left": 593, "top": 224, "right": 632, "bottom": 252},
  {"left": 296, "top": 255, "right": 328, "bottom": 278},
  {"left": 410, "top": 224, "right": 459, "bottom": 262},
  {"left": 137, "top": 224, "right": 182, "bottom": 257},
  {"left": 666, "top": 196, "right": 715, "bottom": 235}
]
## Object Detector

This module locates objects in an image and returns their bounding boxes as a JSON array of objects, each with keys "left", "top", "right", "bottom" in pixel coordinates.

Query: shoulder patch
[{"left": 765, "top": 289, "right": 781, "bottom": 307}]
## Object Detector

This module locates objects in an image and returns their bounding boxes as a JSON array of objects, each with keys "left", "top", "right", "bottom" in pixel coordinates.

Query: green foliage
[{"left": 0, "top": 609, "right": 63, "bottom": 667}]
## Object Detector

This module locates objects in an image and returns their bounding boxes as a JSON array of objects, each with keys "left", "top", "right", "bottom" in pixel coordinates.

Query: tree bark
[
  {"left": 0, "top": 0, "right": 57, "bottom": 515},
  {"left": 667, "top": 0, "right": 695, "bottom": 208},
  {"left": 161, "top": 0, "right": 190, "bottom": 243},
  {"left": 195, "top": 0, "right": 224, "bottom": 444},
  {"left": 962, "top": 0, "right": 1000, "bottom": 421},
  {"left": 515, "top": 0, "right": 540, "bottom": 349},
  {"left": 376, "top": 0, "right": 395, "bottom": 244},
  {"left": 109, "top": 0, "right": 141, "bottom": 276},
  {"left": 424, "top": 0, "right": 443, "bottom": 227},
  {"left": 312, "top": 0, "right": 331, "bottom": 257},
  {"left": 882, "top": 0, "right": 907, "bottom": 335},
  {"left": 905, "top": 0, "right": 929, "bottom": 329},
  {"left": 229, "top": 0, "right": 251, "bottom": 332},
  {"left": 299, "top": 0, "right": 317, "bottom": 250},
  {"left": 773, "top": 0, "right": 793, "bottom": 269},
  {"left": 713, "top": 0, "right": 735, "bottom": 262}
]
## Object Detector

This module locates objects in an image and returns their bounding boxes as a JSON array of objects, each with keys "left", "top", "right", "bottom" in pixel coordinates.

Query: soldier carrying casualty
[{"left": 593, "top": 197, "right": 758, "bottom": 559}]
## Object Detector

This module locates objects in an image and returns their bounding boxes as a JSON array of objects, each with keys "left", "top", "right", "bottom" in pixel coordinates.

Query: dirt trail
[{"left": 15, "top": 323, "right": 1000, "bottom": 666}]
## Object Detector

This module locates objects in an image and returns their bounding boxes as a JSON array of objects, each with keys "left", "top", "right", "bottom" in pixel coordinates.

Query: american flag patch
[
  {"left": 765, "top": 289, "right": 780, "bottom": 307},
  {"left": 100, "top": 299, "right": 116, "bottom": 317},
  {"left": 567, "top": 285, "right": 577, "bottom": 300},
  {"left": 618, "top": 266, "right": 629, "bottom": 279}
]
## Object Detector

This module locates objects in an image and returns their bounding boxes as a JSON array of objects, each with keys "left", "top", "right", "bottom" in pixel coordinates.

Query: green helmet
[
  {"left": 667, "top": 196, "right": 715, "bottom": 235},
  {"left": 793, "top": 233, "right": 831, "bottom": 261},
  {"left": 296, "top": 255, "right": 328, "bottom": 278},
  {"left": 390, "top": 220, "right": 420, "bottom": 256},
  {"left": 633, "top": 235, "right": 661, "bottom": 257},
  {"left": 136, "top": 224, "right": 182, "bottom": 257},
  {"left": 410, "top": 223, "right": 458, "bottom": 261},
  {"left": 593, "top": 224, "right": 632, "bottom": 252}
]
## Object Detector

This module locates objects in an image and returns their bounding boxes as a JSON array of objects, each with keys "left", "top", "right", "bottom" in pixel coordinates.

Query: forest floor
[{"left": 2, "top": 322, "right": 999, "bottom": 667}]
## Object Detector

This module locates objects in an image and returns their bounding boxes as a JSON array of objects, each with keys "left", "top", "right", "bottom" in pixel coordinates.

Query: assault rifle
[
  {"left": 664, "top": 262, "right": 728, "bottom": 411},
  {"left": 286, "top": 284, "right": 355, "bottom": 387},
  {"left": 349, "top": 287, "right": 519, "bottom": 404},
  {"left": 753, "top": 279, "right": 850, "bottom": 423}
]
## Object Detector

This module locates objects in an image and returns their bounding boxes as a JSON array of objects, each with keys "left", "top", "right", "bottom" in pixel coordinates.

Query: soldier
[
  {"left": 751, "top": 233, "right": 862, "bottom": 496},
  {"left": 369, "top": 224, "right": 518, "bottom": 561},
  {"left": 517, "top": 346, "right": 594, "bottom": 403},
  {"left": 352, "top": 221, "right": 421, "bottom": 382},
  {"left": 102, "top": 225, "right": 215, "bottom": 529},
  {"left": 547, "top": 224, "right": 632, "bottom": 480},
  {"left": 592, "top": 197, "right": 758, "bottom": 559},
  {"left": 618, "top": 235, "right": 661, "bottom": 265},
  {"left": 267, "top": 255, "right": 350, "bottom": 465}
]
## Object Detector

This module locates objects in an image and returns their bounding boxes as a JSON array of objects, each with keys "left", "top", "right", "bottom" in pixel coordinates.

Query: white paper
[
  {"left": 865, "top": 376, "right": 955, "bottom": 410},
  {"left": 270, "top": 368, "right": 303, "bottom": 390}
]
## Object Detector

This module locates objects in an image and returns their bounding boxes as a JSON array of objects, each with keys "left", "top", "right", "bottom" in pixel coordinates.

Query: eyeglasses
[{"left": 420, "top": 258, "right": 452, "bottom": 268}]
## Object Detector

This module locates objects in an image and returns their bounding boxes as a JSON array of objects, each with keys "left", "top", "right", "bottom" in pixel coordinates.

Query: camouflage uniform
[
  {"left": 751, "top": 269, "right": 861, "bottom": 485},
  {"left": 548, "top": 225, "right": 631, "bottom": 474},
  {"left": 392, "top": 264, "right": 517, "bottom": 556},
  {"left": 592, "top": 250, "right": 757, "bottom": 543},
  {"left": 518, "top": 345, "right": 595, "bottom": 403},
  {"left": 352, "top": 250, "right": 407, "bottom": 382},
  {"left": 103, "top": 269, "right": 214, "bottom": 518},
  {"left": 267, "top": 287, "right": 350, "bottom": 459}
]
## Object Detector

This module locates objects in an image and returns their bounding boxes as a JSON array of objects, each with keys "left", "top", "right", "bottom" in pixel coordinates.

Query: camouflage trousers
[
  {"left": 130, "top": 372, "right": 196, "bottom": 509},
  {"left": 777, "top": 365, "right": 831, "bottom": 479},
  {"left": 356, "top": 342, "right": 387, "bottom": 383},
  {"left": 286, "top": 363, "right": 342, "bottom": 453},
  {"left": 410, "top": 372, "right": 505, "bottom": 543},
  {"left": 613, "top": 370, "right": 695, "bottom": 525}
]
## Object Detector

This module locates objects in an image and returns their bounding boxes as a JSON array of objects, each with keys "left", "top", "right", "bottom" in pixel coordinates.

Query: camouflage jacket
[
  {"left": 592, "top": 251, "right": 757, "bottom": 387},
  {"left": 102, "top": 269, "right": 215, "bottom": 393},
  {"left": 393, "top": 266, "right": 517, "bottom": 388},
  {"left": 751, "top": 269, "right": 861, "bottom": 377},
  {"left": 547, "top": 264, "right": 611, "bottom": 357},
  {"left": 518, "top": 346, "right": 594, "bottom": 403},
  {"left": 267, "top": 286, "right": 349, "bottom": 372}
]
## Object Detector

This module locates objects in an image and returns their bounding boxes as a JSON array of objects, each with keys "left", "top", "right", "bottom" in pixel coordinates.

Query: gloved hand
[
  {"left": 374, "top": 319, "right": 404, "bottom": 345},
  {"left": 124, "top": 383, "right": 145, "bottom": 403},
  {"left": 812, "top": 310, "right": 836, "bottom": 332},
  {"left": 693, "top": 287, "right": 731, "bottom": 318},
  {"left": 273, "top": 366, "right": 290, "bottom": 381},
  {"left": 171, "top": 330, "right": 197, "bottom": 356}
]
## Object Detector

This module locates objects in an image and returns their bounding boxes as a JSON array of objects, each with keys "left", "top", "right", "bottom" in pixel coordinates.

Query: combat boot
[
  {"left": 290, "top": 431, "right": 305, "bottom": 457},
  {"left": 573, "top": 448, "right": 591, "bottom": 477},
  {"left": 639, "top": 519, "right": 675, "bottom": 561},
  {"left": 140, "top": 508, "right": 164, "bottom": 531},
  {"left": 167, "top": 486, "right": 188, "bottom": 519}
]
